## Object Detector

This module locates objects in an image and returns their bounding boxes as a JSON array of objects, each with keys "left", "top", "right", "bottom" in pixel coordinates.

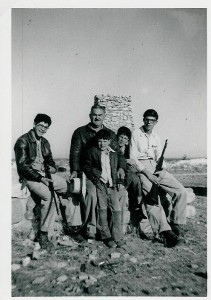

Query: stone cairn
[{"left": 94, "top": 94, "right": 135, "bottom": 133}]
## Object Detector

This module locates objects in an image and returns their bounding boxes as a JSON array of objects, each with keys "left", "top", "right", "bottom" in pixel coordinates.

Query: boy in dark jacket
[{"left": 83, "top": 129, "right": 126, "bottom": 248}]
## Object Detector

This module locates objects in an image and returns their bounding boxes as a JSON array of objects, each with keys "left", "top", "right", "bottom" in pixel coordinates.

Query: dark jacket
[
  {"left": 14, "top": 129, "right": 56, "bottom": 182},
  {"left": 83, "top": 146, "right": 126, "bottom": 187},
  {"left": 69, "top": 123, "right": 119, "bottom": 172}
]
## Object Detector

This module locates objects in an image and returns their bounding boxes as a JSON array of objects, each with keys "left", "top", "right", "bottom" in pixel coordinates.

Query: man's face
[
  {"left": 89, "top": 108, "right": 105, "bottom": 128},
  {"left": 33, "top": 122, "right": 49, "bottom": 138},
  {"left": 143, "top": 116, "right": 157, "bottom": 131},
  {"left": 97, "top": 138, "right": 110, "bottom": 151},
  {"left": 118, "top": 134, "right": 129, "bottom": 148}
]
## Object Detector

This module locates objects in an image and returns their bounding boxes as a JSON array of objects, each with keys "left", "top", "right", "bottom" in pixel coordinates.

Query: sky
[{"left": 11, "top": 7, "right": 207, "bottom": 159}]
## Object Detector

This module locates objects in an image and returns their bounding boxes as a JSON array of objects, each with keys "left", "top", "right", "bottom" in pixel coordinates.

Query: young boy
[{"left": 83, "top": 129, "right": 126, "bottom": 248}]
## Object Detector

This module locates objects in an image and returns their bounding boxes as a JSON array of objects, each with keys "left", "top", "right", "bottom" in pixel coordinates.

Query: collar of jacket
[
  {"left": 86, "top": 123, "right": 105, "bottom": 133},
  {"left": 27, "top": 129, "right": 43, "bottom": 143}
]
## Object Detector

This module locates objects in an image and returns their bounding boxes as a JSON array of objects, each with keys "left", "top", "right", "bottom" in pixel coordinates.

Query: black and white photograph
[{"left": 0, "top": 0, "right": 208, "bottom": 298}]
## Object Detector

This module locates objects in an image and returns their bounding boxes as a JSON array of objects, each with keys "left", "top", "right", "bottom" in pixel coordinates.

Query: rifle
[
  {"left": 45, "top": 165, "right": 59, "bottom": 215},
  {"left": 145, "top": 139, "right": 168, "bottom": 205}
]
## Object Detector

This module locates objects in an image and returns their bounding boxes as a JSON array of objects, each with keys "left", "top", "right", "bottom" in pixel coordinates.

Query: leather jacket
[
  {"left": 14, "top": 129, "right": 56, "bottom": 182},
  {"left": 69, "top": 123, "right": 119, "bottom": 172}
]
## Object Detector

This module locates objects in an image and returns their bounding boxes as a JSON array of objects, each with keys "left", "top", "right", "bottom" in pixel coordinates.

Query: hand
[
  {"left": 41, "top": 177, "right": 53, "bottom": 186},
  {"left": 49, "top": 166, "right": 57, "bottom": 174},
  {"left": 126, "top": 158, "right": 137, "bottom": 167},
  {"left": 68, "top": 171, "right": 78, "bottom": 182},
  {"left": 117, "top": 168, "right": 125, "bottom": 180},
  {"left": 117, "top": 183, "right": 125, "bottom": 191}
]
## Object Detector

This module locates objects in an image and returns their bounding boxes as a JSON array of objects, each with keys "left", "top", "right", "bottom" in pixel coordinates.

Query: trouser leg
[
  {"left": 108, "top": 187, "right": 122, "bottom": 242},
  {"left": 139, "top": 160, "right": 172, "bottom": 234},
  {"left": 26, "top": 174, "right": 68, "bottom": 233},
  {"left": 59, "top": 195, "right": 82, "bottom": 226},
  {"left": 96, "top": 182, "right": 111, "bottom": 239},
  {"left": 158, "top": 172, "right": 187, "bottom": 225},
  {"left": 81, "top": 179, "right": 97, "bottom": 235}
]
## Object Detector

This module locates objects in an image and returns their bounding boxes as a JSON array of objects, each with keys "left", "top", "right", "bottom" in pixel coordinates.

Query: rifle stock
[{"left": 45, "top": 165, "right": 59, "bottom": 215}]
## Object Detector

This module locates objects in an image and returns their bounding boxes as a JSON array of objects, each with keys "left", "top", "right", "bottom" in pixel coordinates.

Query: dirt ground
[{"left": 11, "top": 168, "right": 207, "bottom": 297}]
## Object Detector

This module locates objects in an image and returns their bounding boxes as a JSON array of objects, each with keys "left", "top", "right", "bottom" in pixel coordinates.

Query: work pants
[
  {"left": 96, "top": 182, "right": 122, "bottom": 242},
  {"left": 26, "top": 174, "right": 82, "bottom": 233},
  {"left": 139, "top": 160, "right": 187, "bottom": 235}
]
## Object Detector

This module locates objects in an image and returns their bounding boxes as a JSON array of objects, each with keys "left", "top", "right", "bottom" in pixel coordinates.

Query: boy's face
[
  {"left": 118, "top": 134, "right": 129, "bottom": 147},
  {"left": 97, "top": 138, "right": 110, "bottom": 151}
]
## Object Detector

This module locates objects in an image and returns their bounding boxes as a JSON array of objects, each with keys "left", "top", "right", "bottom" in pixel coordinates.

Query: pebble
[
  {"left": 124, "top": 253, "right": 130, "bottom": 259},
  {"left": 191, "top": 264, "right": 199, "bottom": 269},
  {"left": 12, "top": 264, "right": 21, "bottom": 272},
  {"left": 79, "top": 272, "right": 89, "bottom": 281},
  {"left": 22, "top": 239, "right": 34, "bottom": 247},
  {"left": 96, "top": 271, "right": 107, "bottom": 278},
  {"left": 32, "top": 277, "right": 45, "bottom": 284},
  {"left": 129, "top": 257, "right": 138, "bottom": 263},
  {"left": 32, "top": 250, "right": 40, "bottom": 260},
  {"left": 22, "top": 256, "right": 31, "bottom": 267},
  {"left": 110, "top": 252, "right": 121, "bottom": 259},
  {"left": 57, "top": 275, "right": 68, "bottom": 283},
  {"left": 12, "top": 285, "right": 16, "bottom": 290},
  {"left": 34, "top": 242, "right": 41, "bottom": 251}
]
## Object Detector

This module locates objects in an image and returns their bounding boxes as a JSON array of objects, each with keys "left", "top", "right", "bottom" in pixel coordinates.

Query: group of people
[{"left": 14, "top": 104, "right": 187, "bottom": 251}]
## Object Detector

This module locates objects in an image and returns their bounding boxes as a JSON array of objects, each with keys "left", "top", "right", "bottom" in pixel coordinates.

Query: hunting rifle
[
  {"left": 45, "top": 165, "right": 59, "bottom": 215},
  {"left": 145, "top": 139, "right": 168, "bottom": 205}
]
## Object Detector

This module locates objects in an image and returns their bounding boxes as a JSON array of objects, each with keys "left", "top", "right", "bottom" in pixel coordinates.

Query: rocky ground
[{"left": 11, "top": 160, "right": 207, "bottom": 297}]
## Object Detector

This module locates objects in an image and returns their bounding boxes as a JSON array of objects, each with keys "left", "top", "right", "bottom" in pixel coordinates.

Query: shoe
[
  {"left": 103, "top": 238, "right": 117, "bottom": 248},
  {"left": 116, "top": 239, "right": 126, "bottom": 248},
  {"left": 65, "top": 225, "right": 85, "bottom": 243},
  {"left": 161, "top": 230, "right": 185, "bottom": 248},
  {"left": 170, "top": 223, "right": 184, "bottom": 237},
  {"left": 36, "top": 231, "right": 54, "bottom": 251}
]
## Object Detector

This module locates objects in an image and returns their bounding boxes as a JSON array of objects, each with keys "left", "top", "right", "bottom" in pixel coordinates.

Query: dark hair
[
  {"left": 117, "top": 126, "right": 131, "bottom": 140},
  {"left": 34, "top": 114, "right": 52, "bottom": 126},
  {"left": 96, "top": 129, "right": 111, "bottom": 140},
  {"left": 90, "top": 105, "right": 106, "bottom": 114},
  {"left": 143, "top": 109, "right": 158, "bottom": 120}
]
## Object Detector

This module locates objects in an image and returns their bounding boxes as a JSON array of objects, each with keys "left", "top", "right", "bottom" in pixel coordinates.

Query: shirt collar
[{"left": 140, "top": 126, "right": 156, "bottom": 137}]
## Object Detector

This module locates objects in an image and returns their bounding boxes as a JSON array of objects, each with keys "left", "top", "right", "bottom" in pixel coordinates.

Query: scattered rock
[
  {"left": 32, "top": 277, "right": 45, "bottom": 284},
  {"left": 129, "top": 257, "right": 137, "bottom": 263},
  {"left": 96, "top": 271, "right": 107, "bottom": 278},
  {"left": 88, "top": 275, "right": 98, "bottom": 283},
  {"left": 32, "top": 250, "right": 40, "bottom": 260},
  {"left": 124, "top": 253, "right": 130, "bottom": 259},
  {"left": 22, "top": 239, "right": 34, "bottom": 247},
  {"left": 12, "top": 285, "right": 16, "bottom": 289},
  {"left": 78, "top": 272, "right": 89, "bottom": 281},
  {"left": 58, "top": 239, "right": 75, "bottom": 247},
  {"left": 22, "top": 256, "right": 31, "bottom": 267},
  {"left": 110, "top": 252, "right": 121, "bottom": 259},
  {"left": 57, "top": 275, "right": 68, "bottom": 283},
  {"left": 12, "top": 264, "right": 21, "bottom": 272},
  {"left": 34, "top": 242, "right": 41, "bottom": 251}
]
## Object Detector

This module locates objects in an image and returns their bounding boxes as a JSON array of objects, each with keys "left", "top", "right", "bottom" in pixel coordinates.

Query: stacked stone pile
[{"left": 94, "top": 94, "right": 135, "bottom": 132}]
